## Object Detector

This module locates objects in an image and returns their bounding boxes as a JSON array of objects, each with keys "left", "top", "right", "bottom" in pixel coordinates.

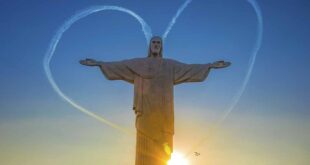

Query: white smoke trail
[
  {"left": 43, "top": 6, "right": 152, "bottom": 135},
  {"left": 218, "top": 0, "right": 263, "bottom": 125},
  {"left": 44, "top": 0, "right": 262, "bottom": 140},
  {"left": 185, "top": 0, "right": 263, "bottom": 156},
  {"left": 162, "top": 0, "right": 192, "bottom": 41}
]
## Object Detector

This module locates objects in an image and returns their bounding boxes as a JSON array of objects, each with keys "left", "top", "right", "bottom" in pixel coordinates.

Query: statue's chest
[
  {"left": 149, "top": 61, "right": 172, "bottom": 79},
  {"left": 143, "top": 65, "right": 173, "bottom": 91}
]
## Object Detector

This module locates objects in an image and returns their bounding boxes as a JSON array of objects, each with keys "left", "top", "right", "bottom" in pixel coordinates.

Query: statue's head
[{"left": 148, "top": 36, "right": 163, "bottom": 58}]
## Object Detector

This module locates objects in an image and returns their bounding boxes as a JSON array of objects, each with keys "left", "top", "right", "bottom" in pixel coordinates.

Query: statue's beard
[
  {"left": 152, "top": 52, "right": 159, "bottom": 57},
  {"left": 151, "top": 50, "right": 161, "bottom": 57}
]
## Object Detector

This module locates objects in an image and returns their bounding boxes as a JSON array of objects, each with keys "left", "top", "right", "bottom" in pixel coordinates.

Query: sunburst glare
[{"left": 167, "top": 151, "right": 189, "bottom": 165}]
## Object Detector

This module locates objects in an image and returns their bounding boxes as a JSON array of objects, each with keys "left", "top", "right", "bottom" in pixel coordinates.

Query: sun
[{"left": 167, "top": 151, "right": 189, "bottom": 165}]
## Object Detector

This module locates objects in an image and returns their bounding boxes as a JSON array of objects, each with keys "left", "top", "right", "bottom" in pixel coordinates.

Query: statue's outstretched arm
[
  {"left": 210, "top": 60, "right": 231, "bottom": 69},
  {"left": 80, "top": 58, "right": 135, "bottom": 83}
]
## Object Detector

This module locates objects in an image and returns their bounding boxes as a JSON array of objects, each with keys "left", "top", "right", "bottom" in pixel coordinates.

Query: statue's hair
[{"left": 148, "top": 36, "right": 163, "bottom": 57}]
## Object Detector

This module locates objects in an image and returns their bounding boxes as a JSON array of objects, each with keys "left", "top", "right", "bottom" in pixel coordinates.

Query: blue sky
[{"left": 0, "top": 0, "right": 309, "bottom": 164}]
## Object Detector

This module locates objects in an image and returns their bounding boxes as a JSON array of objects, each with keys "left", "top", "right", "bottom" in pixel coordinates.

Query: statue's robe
[{"left": 99, "top": 57, "right": 211, "bottom": 165}]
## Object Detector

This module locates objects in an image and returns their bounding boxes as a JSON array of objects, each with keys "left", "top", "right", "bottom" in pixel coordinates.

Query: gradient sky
[{"left": 0, "top": 0, "right": 309, "bottom": 164}]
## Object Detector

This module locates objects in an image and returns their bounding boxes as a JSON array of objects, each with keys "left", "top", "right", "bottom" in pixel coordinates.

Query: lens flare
[{"left": 167, "top": 152, "right": 189, "bottom": 165}]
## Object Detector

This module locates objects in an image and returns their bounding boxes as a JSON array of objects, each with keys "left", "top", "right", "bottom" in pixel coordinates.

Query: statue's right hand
[{"left": 79, "top": 58, "right": 98, "bottom": 66}]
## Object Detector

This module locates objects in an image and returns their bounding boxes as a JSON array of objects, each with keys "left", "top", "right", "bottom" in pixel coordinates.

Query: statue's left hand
[{"left": 211, "top": 60, "right": 231, "bottom": 69}]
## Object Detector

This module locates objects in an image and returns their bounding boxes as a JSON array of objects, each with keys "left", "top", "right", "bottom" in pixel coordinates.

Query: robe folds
[{"left": 99, "top": 57, "right": 211, "bottom": 164}]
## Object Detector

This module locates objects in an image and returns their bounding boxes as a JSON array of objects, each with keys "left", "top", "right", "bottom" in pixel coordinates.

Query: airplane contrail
[{"left": 43, "top": 6, "right": 153, "bottom": 135}]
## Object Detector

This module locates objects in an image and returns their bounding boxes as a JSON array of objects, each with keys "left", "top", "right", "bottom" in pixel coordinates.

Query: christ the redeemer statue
[{"left": 80, "top": 36, "right": 230, "bottom": 165}]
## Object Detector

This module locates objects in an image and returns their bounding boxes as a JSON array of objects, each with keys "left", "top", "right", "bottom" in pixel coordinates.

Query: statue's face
[{"left": 150, "top": 38, "right": 162, "bottom": 56}]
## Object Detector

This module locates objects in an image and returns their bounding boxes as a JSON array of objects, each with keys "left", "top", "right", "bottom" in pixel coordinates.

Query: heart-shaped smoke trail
[{"left": 43, "top": 0, "right": 263, "bottom": 147}]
